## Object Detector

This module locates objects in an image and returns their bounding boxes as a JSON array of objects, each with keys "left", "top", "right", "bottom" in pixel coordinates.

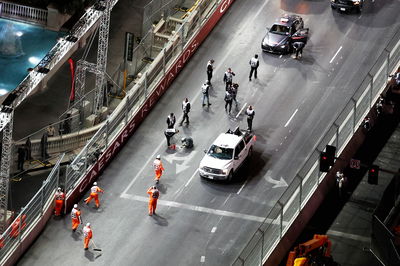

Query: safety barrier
[
  {"left": 0, "top": 2, "right": 47, "bottom": 25},
  {"left": 0, "top": 154, "right": 64, "bottom": 266},
  {"left": 232, "top": 28, "right": 400, "bottom": 265}
]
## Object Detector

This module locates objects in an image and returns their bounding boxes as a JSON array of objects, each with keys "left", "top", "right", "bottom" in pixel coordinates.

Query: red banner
[{"left": 68, "top": 58, "right": 75, "bottom": 102}]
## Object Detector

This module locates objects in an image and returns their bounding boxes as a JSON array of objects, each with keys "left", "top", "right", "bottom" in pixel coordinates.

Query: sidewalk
[{"left": 286, "top": 110, "right": 400, "bottom": 265}]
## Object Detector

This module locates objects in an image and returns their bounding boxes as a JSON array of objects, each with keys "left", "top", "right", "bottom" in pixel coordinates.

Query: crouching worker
[
  {"left": 164, "top": 128, "right": 179, "bottom": 149},
  {"left": 181, "top": 137, "right": 193, "bottom": 149}
]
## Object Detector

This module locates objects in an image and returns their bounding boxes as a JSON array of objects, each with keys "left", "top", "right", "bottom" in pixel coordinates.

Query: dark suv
[{"left": 330, "top": 0, "right": 364, "bottom": 12}]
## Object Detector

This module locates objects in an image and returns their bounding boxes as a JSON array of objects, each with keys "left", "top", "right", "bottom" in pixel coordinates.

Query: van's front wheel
[{"left": 227, "top": 171, "right": 234, "bottom": 182}]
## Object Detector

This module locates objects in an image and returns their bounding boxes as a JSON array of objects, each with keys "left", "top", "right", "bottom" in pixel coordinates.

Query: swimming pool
[{"left": 0, "top": 18, "right": 64, "bottom": 95}]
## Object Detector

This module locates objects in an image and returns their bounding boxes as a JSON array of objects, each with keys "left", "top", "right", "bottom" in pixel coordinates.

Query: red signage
[{"left": 65, "top": 0, "right": 237, "bottom": 211}]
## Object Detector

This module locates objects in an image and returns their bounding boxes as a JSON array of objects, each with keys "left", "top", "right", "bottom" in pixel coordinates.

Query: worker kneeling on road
[
  {"left": 147, "top": 185, "right": 160, "bottom": 216},
  {"left": 153, "top": 155, "right": 165, "bottom": 184},
  {"left": 83, "top": 223, "right": 93, "bottom": 250},
  {"left": 181, "top": 137, "right": 193, "bottom": 149},
  {"left": 54, "top": 187, "right": 65, "bottom": 216},
  {"left": 71, "top": 204, "right": 82, "bottom": 232},
  {"left": 85, "top": 182, "right": 104, "bottom": 208}
]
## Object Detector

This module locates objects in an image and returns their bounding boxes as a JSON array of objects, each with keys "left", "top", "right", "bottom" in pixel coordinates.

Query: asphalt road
[{"left": 17, "top": 0, "right": 400, "bottom": 265}]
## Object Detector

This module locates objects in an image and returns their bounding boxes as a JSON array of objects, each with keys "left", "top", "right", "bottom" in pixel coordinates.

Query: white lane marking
[
  {"left": 121, "top": 141, "right": 164, "bottom": 195},
  {"left": 211, "top": 227, "right": 217, "bottom": 233},
  {"left": 222, "top": 194, "right": 232, "bottom": 206},
  {"left": 237, "top": 179, "right": 248, "bottom": 195},
  {"left": 236, "top": 102, "right": 248, "bottom": 118},
  {"left": 284, "top": 108, "right": 298, "bottom": 127},
  {"left": 329, "top": 46, "right": 342, "bottom": 64},
  {"left": 185, "top": 169, "right": 198, "bottom": 187},
  {"left": 120, "top": 193, "right": 266, "bottom": 223},
  {"left": 200, "top": 256, "right": 205, "bottom": 263},
  {"left": 327, "top": 229, "right": 370, "bottom": 243}
]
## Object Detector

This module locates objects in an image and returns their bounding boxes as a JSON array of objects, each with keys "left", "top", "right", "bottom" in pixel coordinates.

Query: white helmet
[
  {"left": 86, "top": 223, "right": 90, "bottom": 227},
  {"left": 57, "top": 187, "right": 61, "bottom": 192},
  {"left": 93, "top": 182, "right": 97, "bottom": 186},
  {"left": 156, "top": 155, "right": 161, "bottom": 159},
  {"left": 74, "top": 204, "right": 78, "bottom": 208}
]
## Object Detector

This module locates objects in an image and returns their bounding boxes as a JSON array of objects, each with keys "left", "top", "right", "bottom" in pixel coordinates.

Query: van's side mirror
[
  {"left": 204, "top": 149, "right": 207, "bottom": 153},
  {"left": 266, "top": 27, "right": 270, "bottom": 31},
  {"left": 234, "top": 156, "right": 239, "bottom": 160}
]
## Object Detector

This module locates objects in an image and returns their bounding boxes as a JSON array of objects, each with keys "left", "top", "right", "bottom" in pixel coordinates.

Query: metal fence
[
  {"left": 232, "top": 28, "right": 400, "bottom": 266},
  {"left": 0, "top": 154, "right": 64, "bottom": 265},
  {"left": 64, "top": 0, "right": 217, "bottom": 193},
  {"left": 0, "top": 2, "right": 47, "bottom": 25}
]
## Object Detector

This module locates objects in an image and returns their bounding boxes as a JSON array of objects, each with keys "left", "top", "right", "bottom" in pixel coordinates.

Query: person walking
[
  {"left": 46, "top": 124, "right": 55, "bottom": 137},
  {"left": 336, "top": 171, "right": 346, "bottom": 198},
  {"left": 147, "top": 185, "right": 160, "bottom": 216},
  {"left": 83, "top": 223, "right": 93, "bottom": 250},
  {"left": 231, "top": 83, "right": 239, "bottom": 106},
  {"left": 224, "top": 89, "right": 233, "bottom": 114},
  {"left": 166, "top": 113, "right": 176, "bottom": 129},
  {"left": 249, "top": 54, "right": 259, "bottom": 81},
  {"left": 153, "top": 155, "right": 165, "bottom": 184},
  {"left": 246, "top": 105, "right": 255, "bottom": 131},
  {"left": 292, "top": 41, "right": 305, "bottom": 59},
  {"left": 71, "top": 204, "right": 82, "bottom": 232},
  {"left": 17, "top": 145, "right": 26, "bottom": 171},
  {"left": 223, "top": 68, "right": 235, "bottom": 91},
  {"left": 54, "top": 187, "right": 65, "bottom": 216},
  {"left": 202, "top": 80, "right": 211, "bottom": 107},
  {"left": 179, "top": 98, "right": 191, "bottom": 126},
  {"left": 206, "top": 59, "right": 214, "bottom": 84},
  {"left": 84, "top": 182, "right": 104, "bottom": 208}
]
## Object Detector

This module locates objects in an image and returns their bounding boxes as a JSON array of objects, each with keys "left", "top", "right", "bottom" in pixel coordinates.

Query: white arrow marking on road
[
  {"left": 164, "top": 151, "right": 197, "bottom": 175},
  {"left": 264, "top": 170, "right": 288, "bottom": 188}
]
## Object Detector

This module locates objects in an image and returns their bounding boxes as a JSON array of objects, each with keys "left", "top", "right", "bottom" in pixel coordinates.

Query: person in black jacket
[
  {"left": 223, "top": 68, "right": 235, "bottom": 91},
  {"left": 166, "top": 113, "right": 176, "bottom": 129},
  {"left": 224, "top": 89, "right": 233, "bottom": 114},
  {"left": 206, "top": 59, "right": 214, "bottom": 84},
  {"left": 179, "top": 98, "right": 191, "bottom": 126}
]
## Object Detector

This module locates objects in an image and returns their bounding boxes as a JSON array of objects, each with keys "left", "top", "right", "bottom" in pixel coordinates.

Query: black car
[
  {"left": 330, "top": 0, "right": 363, "bottom": 12},
  {"left": 261, "top": 15, "right": 308, "bottom": 54}
]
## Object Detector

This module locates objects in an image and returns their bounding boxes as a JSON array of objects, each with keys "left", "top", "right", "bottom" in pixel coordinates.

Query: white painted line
[
  {"left": 327, "top": 229, "right": 370, "bottom": 243},
  {"left": 121, "top": 141, "right": 164, "bottom": 195},
  {"left": 211, "top": 226, "right": 217, "bottom": 233},
  {"left": 329, "top": 46, "right": 342, "bottom": 64},
  {"left": 237, "top": 179, "right": 248, "bottom": 195},
  {"left": 284, "top": 109, "right": 298, "bottom": 128},
  {"left": 185, "top": 169, "right": 198, "bottom": 187},
  {"left": 236, "top": 102, "right": 247, "bottom": 118},
  {"left": 200, "top": 256, "right": 205, "bottom": 263},
  {"left": 120, "top": 193, "right": 266, "bottom": 223},
  {"left": 222, "top": 194, "right": 231, "bottom": 206}
]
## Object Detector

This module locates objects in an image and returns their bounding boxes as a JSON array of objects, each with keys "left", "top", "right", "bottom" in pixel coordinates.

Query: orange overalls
[
  {"left": 83, "top": 225, "right": 92, "bottom": 250},
  {"left": 54, "top": 191, "right": 65, "bottom": 216},
  {"left": 153, "top": 159, "right": 164, "bottom": 182},
  {"left": 147, "top": 187, "right": 160, "bottom": 216},
  {"left": 85, "top": 185, "right": 104, "bottom": 208},
  {"left": 71, "top": 208, "right": 82, "bottom": 231}
]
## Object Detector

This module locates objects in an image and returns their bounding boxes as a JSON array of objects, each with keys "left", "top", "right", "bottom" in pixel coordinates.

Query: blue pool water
[{"left": 0, "top": 18, "right": 64, "bottom": 95}]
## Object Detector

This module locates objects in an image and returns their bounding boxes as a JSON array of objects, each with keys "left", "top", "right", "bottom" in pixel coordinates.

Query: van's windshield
[{"left": 207, "top": 145, "right": 233, "bottom": 160}]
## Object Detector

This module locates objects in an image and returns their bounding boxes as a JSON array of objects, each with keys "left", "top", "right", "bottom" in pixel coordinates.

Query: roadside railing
[
  {"left": 0, "top": 2, "right": 47, "bottom": 25},
  {"left": 0, "top": 154, "right": 64, "bottom": 265},
  {"left": 232, "top": 28, "right": 400, "bottom": 266}
]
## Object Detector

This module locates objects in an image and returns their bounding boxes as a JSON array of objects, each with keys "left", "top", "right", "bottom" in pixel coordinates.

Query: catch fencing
[
  {"left": 232, "top": 28, "right": 400, "bottom": 265},
  {"left": 0, "top": 154, "right": 64, "bottom": 266}
]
